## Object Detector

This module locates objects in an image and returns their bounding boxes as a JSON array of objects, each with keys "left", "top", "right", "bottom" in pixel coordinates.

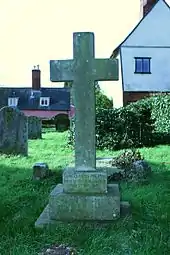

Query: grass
[{"left": 0, "top": 131, "right": 170, "bottom": 254}]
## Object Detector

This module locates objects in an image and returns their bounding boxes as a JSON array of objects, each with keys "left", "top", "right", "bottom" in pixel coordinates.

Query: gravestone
[
  {"left": 28, "top": 116, "right": 42, "bottom": 139},
  {"left": 0, "top": 106, "right": 28, "bottom": 156},
  {"left": 32, "top": 163, "right": 52, "bottom": 181},
  {"left": 35, "top": 32, "right": 130, "bottom": 228}
]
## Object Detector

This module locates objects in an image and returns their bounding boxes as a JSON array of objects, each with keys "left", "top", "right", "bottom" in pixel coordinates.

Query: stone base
[
  {"left": 35, "top": 183, "right": 130, "bottom": 228},
  {"left": 35, "top": 200, "right": 131, "bottom": 229},
  {"left": 35, "top": 204, "right": 54, "bottom": 229},
  {"left": 69, "top": 158, "right": 120, "bottom": 177},
  {"left": 35, "top": 164, "right": 131, "bottom": 229},
  {"left": 49, "top": 183, "right": 120, "bottom": 221},
  {"left": 63, "top": 168, "right": 107, "bottom": 194}
]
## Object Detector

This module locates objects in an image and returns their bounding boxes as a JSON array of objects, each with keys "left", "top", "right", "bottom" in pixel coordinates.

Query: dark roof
[
  {"left": 0, "top": 87, "right": 71, "bottom": 111},
  {"left": 110, "top": 0, "right": 168, "bottom": 58}
]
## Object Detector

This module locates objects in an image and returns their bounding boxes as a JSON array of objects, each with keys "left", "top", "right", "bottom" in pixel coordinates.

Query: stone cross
[{"left": 50, "top": 32, "right": 118, "bottom": 171}]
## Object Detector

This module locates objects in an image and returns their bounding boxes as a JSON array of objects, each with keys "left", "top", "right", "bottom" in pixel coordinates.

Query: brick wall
[
  {"left": 123, "top": 92, "right": 170, "bottom": 106},
  {"left": 123, "top": 92, "right": 155, "bottom": 106}
]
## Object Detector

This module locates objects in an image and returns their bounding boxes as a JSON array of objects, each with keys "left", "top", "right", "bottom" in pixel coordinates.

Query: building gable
[{"left": 122, "top": 0, "right": 170, "bottom": 47}]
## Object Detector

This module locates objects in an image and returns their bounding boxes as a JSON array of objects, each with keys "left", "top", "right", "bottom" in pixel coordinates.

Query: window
[
  {"left": 135, "top": 57, "right": 151, "bottom": 74},
  {"left": 40, "top": 97, "right": 50, "bottom": 106},
  {"left": 8, "top": 97, "right": 19, "bottom": 107}
]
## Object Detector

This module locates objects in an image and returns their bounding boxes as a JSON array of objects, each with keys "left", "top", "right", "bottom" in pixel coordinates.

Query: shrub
[
  {"left": 96, "top": 100, "right": 154, "bottom": 150},
  {"left": 151, "top": 94, "right": 170, "bottom": 133},
  {"left": 95, "top": 89, "right": 113, "bottom": 109},
  {"left": 68, "top": 94, "right": 170, "bottom": 150},
  {"left": 112, "top": 149, "right": 144, "bottom": 170}
]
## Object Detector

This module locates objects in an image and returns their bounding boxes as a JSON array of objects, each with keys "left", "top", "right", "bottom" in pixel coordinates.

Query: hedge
[{"left": 68, "top": 94, "right": 170, "bottom": 150}]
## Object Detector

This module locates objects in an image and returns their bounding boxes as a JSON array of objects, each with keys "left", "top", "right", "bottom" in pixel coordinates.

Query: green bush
[
  {"left": 95, "top": 88, "right": 113, "bottom": 109},
  {"left": 151, "top": 94, "right": 170, "bottom": 145},
  {"left": 151, "top": 94, "right": 170, "bottom": 133},
  {"left": 96, "top": 101, "right": 154, "bottom": 150},
  {"left": 68, "top": 94, "right": 170, "bottom": 150}
]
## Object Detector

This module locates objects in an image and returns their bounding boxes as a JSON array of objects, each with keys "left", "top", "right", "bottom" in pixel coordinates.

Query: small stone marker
[
  {"left": 35, "top": 32, "right": 130, "bottom": 227},
  {"left": 0, "top": 106, "right": 28, "bottom": 156},
  {"left": 32, "top": 163, "right": 51, "bottom": 181},
  {"left": 28, "top": 116, "right": 42, "bottom": 139}
]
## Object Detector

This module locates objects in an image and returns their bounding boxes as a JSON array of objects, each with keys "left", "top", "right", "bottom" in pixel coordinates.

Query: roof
[
  {"left": 110, "top": 0, "right": 169, "bottom": 58},
  {"left": 0, "top": 87, "right": 71, "bottom": 111}
]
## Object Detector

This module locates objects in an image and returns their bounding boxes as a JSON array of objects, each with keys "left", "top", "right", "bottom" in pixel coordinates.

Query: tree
[
  {"left": 95, "top": 87, "right": 113, "bottom": 109},
  {"left": 64, "top": 81, "right": 113, "bottom": 109}
]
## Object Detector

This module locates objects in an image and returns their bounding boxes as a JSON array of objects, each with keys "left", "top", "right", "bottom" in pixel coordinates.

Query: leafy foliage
[
  {"left": 109, "top": 148, "right": 151, "bottom": 184},
  {"left": 112, "top": 148, "right": 144, "bottom": 170},
  {"left": 69, "top": 94, "right": 170, "bottom": 150},
  {"left": 95, "top": 101, "right": 154, "bottom": 150},
  {"left": 151, "top": 94, "right": 170, "bottom": 133},
  {"left": 95, "top": 85, "right": 113, "bottom": 109},
  {"left": 64, "top": 81, "right": 113, "bottom": 109}
]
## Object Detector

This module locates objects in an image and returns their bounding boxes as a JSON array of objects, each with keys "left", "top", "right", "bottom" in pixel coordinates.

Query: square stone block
[
  {"left": 63, "top": 168, "right": 107, "bottom": 194},
  {"left": 49, "top": 183, "right": 120, "bottom": 221}
]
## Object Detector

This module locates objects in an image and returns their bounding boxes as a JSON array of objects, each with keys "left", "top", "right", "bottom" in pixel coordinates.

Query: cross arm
[
  {"left": 93, "top": 58, "right": 119, "bottom": 81},
  {"left": 50, "top": 60, "right": 74, "bottom": 82}
]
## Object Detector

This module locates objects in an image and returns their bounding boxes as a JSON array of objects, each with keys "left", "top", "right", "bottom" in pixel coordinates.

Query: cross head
[{"left": 50, "top": 32, "right": 118, "bottom": 171}]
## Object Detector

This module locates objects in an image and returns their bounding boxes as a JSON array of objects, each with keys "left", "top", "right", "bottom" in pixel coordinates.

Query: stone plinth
[
  {"left": 63, "top": 168, "right": 107, "bottom": 194},
  {"left": 49, "top": 183, "right": 120, "bottom": 221},
  {"left": 35, "top": 168, "right": 130, "bottom": 228}
]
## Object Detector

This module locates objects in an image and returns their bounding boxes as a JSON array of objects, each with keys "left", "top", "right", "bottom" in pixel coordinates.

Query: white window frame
[
  {"left": 8, "top": 97, "right": 19, "bottom": 107},
  {"left": 40, "top": 97, "right": 50, "bottom": 107}
]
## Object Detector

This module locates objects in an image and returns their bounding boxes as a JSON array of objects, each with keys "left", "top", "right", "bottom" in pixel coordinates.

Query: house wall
[
  {"left": 121, "top": 46, "right": 170, "bottom": 92},
  {"left": 120, "top": 0, "right": 170, "bottom": 104},
  {"left": 114, "top": 53, "right": 123, "bottom": 108},
  {"left": 123, "top": 0, "right": 170, "bottom": 47},
  {"left": 22, "top": 110, "right": 69, "bottom": 119}
]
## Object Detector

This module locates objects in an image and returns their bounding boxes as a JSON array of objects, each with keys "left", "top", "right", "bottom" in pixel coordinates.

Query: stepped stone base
[
  {"left": 35, "top": 200, "right": 131, "bottom": 229},
  {"left": 35, "top": 184, "right": 130, "bottom": 228},
  {"left": 49, "top": 183, "right": 120, "bottom": 221},
  {"left": 35, "top": 167, "right": 131, "bottom": 229}
]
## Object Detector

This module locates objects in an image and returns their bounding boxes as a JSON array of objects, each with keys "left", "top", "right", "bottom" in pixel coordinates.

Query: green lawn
[{"left": 0, "top": 131, "right": 170, "bottom": 255}]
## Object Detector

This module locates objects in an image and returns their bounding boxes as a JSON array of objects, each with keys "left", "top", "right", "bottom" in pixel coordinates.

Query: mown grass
[{"left": 0, "top": 131, "right": 170, "bottom": 254}]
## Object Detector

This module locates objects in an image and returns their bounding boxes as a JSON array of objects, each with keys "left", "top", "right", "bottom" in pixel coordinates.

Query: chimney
[
  {"left": 32, "top": 65, "right": 41, "bottom": 90},
  {"left": 140, "top": 0, "right": 158, "bottom": 18}
]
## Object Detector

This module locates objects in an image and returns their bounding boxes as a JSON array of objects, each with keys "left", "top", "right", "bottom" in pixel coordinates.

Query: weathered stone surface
[
  {"left": 35, "top": 204, "right": 55, "bottom": 228},
  {"left": 129, "top": 160, "right": 151, "bottom": 183},
  {"left": 28, "top": 116, "right": 42, "bottom": 139},
  {"left": 63, "top": 168, "right": 107, "bottom": 194},
  {"left": 32, "top": 162, "right": 51, "bottom": 181},
  {"left": 50, "top": 32, "right": 118, "bottom": 171},
  {"left": 35, "top": 32, "right": 128, "bottom": 227},
  {"left": 96, "top": 157, "right": 120, "bottom": 176},
  {"left": 0, "top": 106, "right": 28, "bottom": 156},
  {"left": 49, "top": 184, "right": 120, "bottom": 221},
  {"left": 69, "top": 158, "right": 120, "bottom": 177}
]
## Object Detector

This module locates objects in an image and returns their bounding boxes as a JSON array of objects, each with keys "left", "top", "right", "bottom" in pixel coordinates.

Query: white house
[{"left": 111, "top": 0, "right": 170, "bottom": 107}]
